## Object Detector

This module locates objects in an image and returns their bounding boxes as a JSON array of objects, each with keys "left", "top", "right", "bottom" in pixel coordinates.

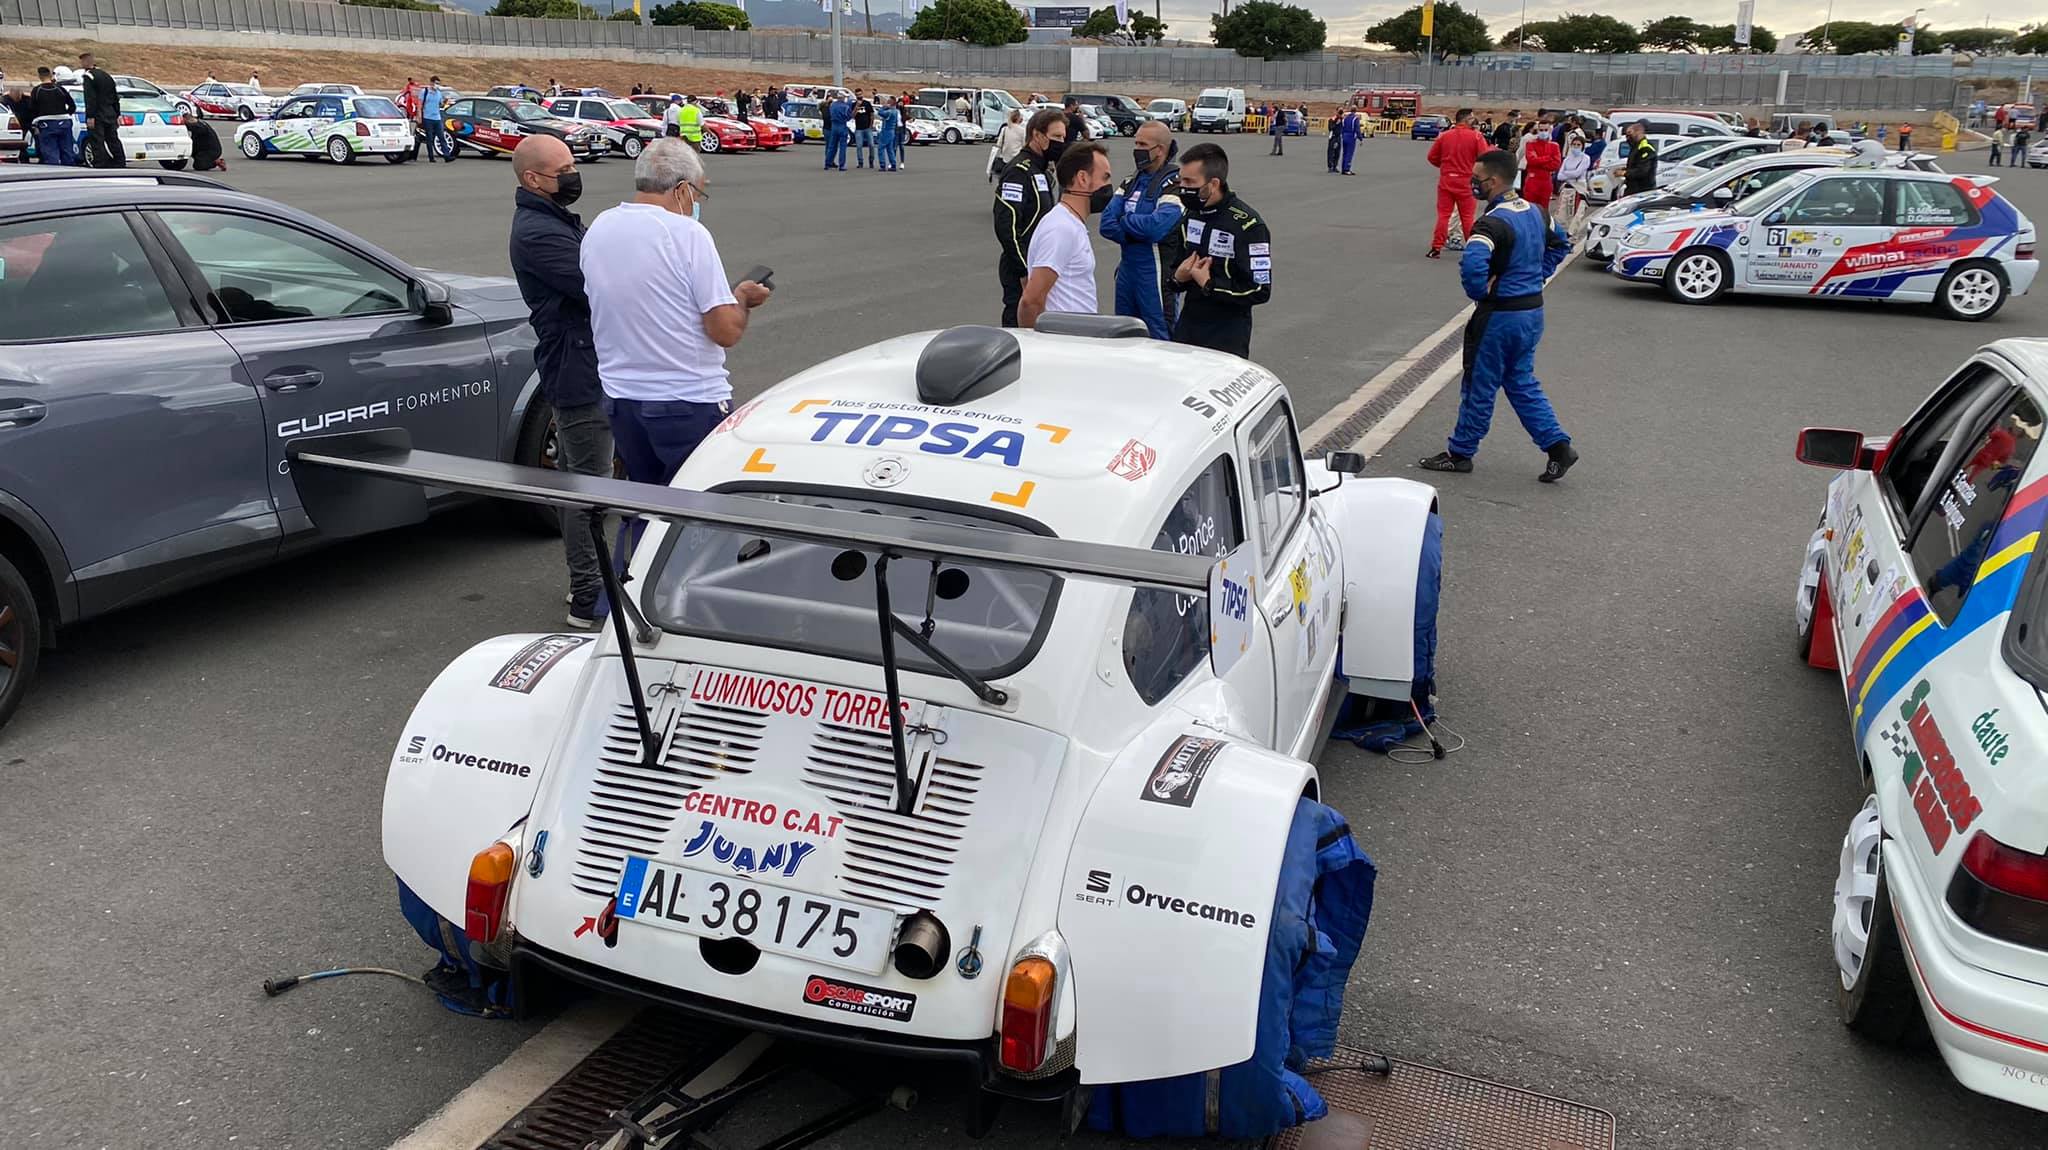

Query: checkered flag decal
[{"left": 1877, "top": 719, "right": 1911, "bottom": 762}]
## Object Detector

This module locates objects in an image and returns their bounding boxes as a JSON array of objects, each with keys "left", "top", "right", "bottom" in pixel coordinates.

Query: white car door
[
  {"left": 1747, "top": 173, "right": 1891, "bottom": 294},
  {"left": 1238, "top": 394, "right": 1334, "bottom": 754},
  {"left": 269, "top": 97, "right": 317, "bottom": 153}
]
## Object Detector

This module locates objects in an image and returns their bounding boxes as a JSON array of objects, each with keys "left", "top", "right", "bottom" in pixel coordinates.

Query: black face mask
[
  {"left": 1088, "top": 185, "right": 1114, "bottom": 215},
  {"left": 1470, "top": 178, "right": 1489, "bottom": 201},
  {"left": 549, "top": 171, "right": 583, "bottom": 207},
  {"left": 1042, "top": 137, "right": 1068, "bottom": 163},
  {"left": 1133, "top": 147, "right": 1154, "bottom": 171}
]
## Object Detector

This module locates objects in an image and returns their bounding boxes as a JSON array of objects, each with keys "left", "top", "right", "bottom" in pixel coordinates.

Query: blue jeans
[
  {"left": 824, "top": 125, "right": 847, "bottom": 169},
  {"left": 604, "top": 396, "right": 728, "bottom": 486},
  {"left": 422, "top": 118, "right": 447, "bottom": 159},
  {"left": 853, "top": 127, "right": 874, "bottom": 166},
  {"left": 34, "top": 120, "right": 76, "bottom": 166},
  {"left": 1448, "top": 306, "right": 1567, "bottom": 458},
  {"left": 877, "top": 129, "right": 898, "bottom": 169}
]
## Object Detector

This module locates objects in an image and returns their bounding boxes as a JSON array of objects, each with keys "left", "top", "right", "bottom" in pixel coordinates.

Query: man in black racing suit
[
  {"left": 1168, "top": 142, "right": 1272, "bottom": 360},
  {"left": 992, "top": 108, "right": 1070, "bottom": 328}
]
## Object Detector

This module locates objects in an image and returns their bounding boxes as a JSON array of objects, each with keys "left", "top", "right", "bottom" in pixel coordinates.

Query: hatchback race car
[
  {"left": 441, "top": 96, "right": 609, "bottom": 160},
  {"left": 902, "top": 103, "right": 983, "bottom": 144},
  {"left": 546, "top": 96, "right": 663, "bottom": 158},
  {"left": 1795, "top": 337, "right": 2048, "bottom": 1115},
  {"left": 184, "top": 82, "right": 280, "bottom": 121},
  {"left": 776, "top": 100, "right": 825, "bottom": 143},
  {"left": 288, "top": 319, "right": 1442, "bottom": 1119},
  {"left": 236, "top": 94, "right": 415, "bottom": 164},
  {"left": 1652, "top": 135, "right": 1786, "bottom": 186},
  {"left": 60, "top": 87, "right": 192, "bottom": 168},
  {"left": 698, "top": 98, "right": 792, "bottom": 150},
  {"left": 1610, "top": 168, "right": 2038, "bottom": 320}
]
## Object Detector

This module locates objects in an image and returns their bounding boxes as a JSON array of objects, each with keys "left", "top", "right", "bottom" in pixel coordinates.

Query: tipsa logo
[{"left": 807, "top": 411, "right": 1026, "bottom": 467}]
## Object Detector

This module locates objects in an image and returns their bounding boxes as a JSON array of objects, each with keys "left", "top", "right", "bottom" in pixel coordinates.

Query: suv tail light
[
  {"left": 1947, "top": 831, "right": 2048, "bottom": 950},
  {"left": 998, "top": 956, "right": 1056, "bottom": 1072},
  {"left": 354, "top": 121, "right": 370, "bottom": 137},
  {"left": 465, "top": 841, "right": 518, "bottom": 943}
]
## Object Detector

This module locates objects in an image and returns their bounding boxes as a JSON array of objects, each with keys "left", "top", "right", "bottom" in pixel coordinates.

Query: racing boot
[
  {"left": 1417, "top": 451, "right": 1473, "bottom": 473},
  {"left": 1539, "top": 441, "right": 1579, "bottom": 484}
]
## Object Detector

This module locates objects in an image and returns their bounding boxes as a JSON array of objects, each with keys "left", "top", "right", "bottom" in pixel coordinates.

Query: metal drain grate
[
  {"left": 480, "top": 1009, "right": 737, "bottom": 1150},
  {"left": 1305, "top": 334, "right": 1463, "bottom": 459},
  {"left": 1266, "top": 1048, "right": 1616, "bottom": 1150}
]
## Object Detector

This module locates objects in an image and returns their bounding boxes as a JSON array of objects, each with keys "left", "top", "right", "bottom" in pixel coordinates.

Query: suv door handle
[
  {"left": 0, "top": 399, "right": 46, "bottom": 429},
  {"left": 262, "top": 369, "right": 323, "bottom": 392}
]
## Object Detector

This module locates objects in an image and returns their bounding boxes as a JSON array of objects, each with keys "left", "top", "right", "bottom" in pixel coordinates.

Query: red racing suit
[{"left": 1427, "top": 123, "right": 1487, "bottom": 249}]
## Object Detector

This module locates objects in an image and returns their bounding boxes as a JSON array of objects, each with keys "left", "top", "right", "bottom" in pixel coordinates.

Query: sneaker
[
  {"left": 1417, "top": 451, "right": 1474, "bottom": 473},
  {"left": 1446, "top": 237, "right": 1464, "bottom": 250},
  {"left": 1426, "top": 247, "right": 1442, "bottom": 259},
  {"left": 566, "top": 609, "right": 599, "bottom": 631},
  {"left": 1539, "top": 442, "right": 1579, "bottom": 484}
]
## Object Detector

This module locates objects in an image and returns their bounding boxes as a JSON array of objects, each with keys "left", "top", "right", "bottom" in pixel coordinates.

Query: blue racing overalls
[
  {"left": 1448, "top": 194, "right": 1572, "bottom": 459},
  {"left": 1098, "top": 157, "right": 1185, "bottom": 340}
]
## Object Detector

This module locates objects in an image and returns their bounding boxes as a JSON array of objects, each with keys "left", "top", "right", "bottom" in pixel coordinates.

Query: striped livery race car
[
  {"left": 1611, "top": 168, "right": 2039, "bottom": 320},
  {"left": 440, "top": 96, "right": 608, "bottom": 161},
  {"left": 236, "top": 94, "right": 416, "bottom": 164}
]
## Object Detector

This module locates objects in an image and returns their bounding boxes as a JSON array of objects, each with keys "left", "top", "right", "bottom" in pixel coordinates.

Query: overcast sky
[{"left": 1132, "top": 1, "right": 1992, "bottom": 46}]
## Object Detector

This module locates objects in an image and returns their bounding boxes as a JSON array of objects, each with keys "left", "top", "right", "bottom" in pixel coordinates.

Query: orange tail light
[
  {"left": 465, "top": 842, "right": 518, "bottom": 943},
  {"left": 998, "top": 955, "right": 1056, "bottom": 1072}
]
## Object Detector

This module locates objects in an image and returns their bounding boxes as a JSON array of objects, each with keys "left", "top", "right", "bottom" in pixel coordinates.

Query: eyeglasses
[{"left": 688, "top": 181, "right": 710, "bottom": 200}]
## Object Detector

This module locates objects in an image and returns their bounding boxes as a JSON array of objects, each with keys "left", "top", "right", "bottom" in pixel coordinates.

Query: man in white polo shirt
[
  {"left": 580, "top": 138, "right": 772, "bottom": 485},
  {"left": 1017, "top": 140, "right": 1113, "bottom": 329}
]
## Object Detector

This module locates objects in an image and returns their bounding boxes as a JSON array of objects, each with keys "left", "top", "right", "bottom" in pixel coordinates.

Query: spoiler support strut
[
  {"left": 592, "top": 515, "right": 662, "bottom": 770},
  {"left": 872, "top": 555, "right": 917, "bottom": 817}
]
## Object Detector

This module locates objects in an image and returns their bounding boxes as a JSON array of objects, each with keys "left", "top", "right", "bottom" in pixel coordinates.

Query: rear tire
[
  {"left": 1663, "top": 248, "right": 1730, "bottom": 304},
  {"left": 0, "top": 551, "right": 42, "bottom": 732},
  {"left": 384, "top": 153, "right": 406, "bottom": 164},
  {"left": 159, "top": 159, "right": 188, "bottom": 170},
  {"left": 1935, "top": 261, "right": 2007, "bottom": 321},
  {"left": 512, "top": 400, "right": 566, "bottom": 535},
  {"left": 1833, "top": 797, "right": 1931, "bottom": 1047},
  {"left": 327, "top": 136, "right": 354, "bottom": 165}
]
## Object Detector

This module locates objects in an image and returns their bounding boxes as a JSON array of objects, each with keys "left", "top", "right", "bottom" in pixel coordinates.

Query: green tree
[
  {"left": 1801, "top": 20, "right": 1897, "bottom": 54},
  {"left": 1130, "top": 12, "right": 1167, "bottom": 42},
  {"left": 1932, "top": 27, "right": 2014, "bottom": 54},
  {"left": 341, "top": 0, "right": 438, "bottom": 10},
  {"left": 1364, "top": 1, "right": 1493, "bottom": 59},
  {"left": 650, "top": 1, "right": 749, "bottom": 28},
  {"left": 1639, "top": 15, "right": 1702, "bottom": 51},
  {"left": 2014, "top": 26, "right": 2048, "bottom": 54},
  {"left": 489, "top": 0, "right": 600, "bottom": 17},
  {"left": 608, "top": 7, "right": 641, "bottom": 17},
  {"left": 905, "top": 0, "right": 1027, "bottom": 46},
  {"left": 1211, "top": 1, "right": 1326, "bottom": 58},
  {"left": 1077, "top": 5, "right": 1120, "bottom": 37},
  {"left": 1696, "top": 22, "right": 1776, "bottom": 52},
  {"left": 1519, "top": 13, "right": 1639, "bottom": 53}
]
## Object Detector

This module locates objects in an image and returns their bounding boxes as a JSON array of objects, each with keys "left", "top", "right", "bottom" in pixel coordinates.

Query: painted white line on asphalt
[
  {"left": 1298, "top": 301, "right": 1473, "bottom": 451},
  {"left": 384, "top": 997, "right": 639, "bottom": 1150}
]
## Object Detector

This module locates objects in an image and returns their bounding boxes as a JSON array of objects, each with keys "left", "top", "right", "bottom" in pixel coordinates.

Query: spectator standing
[
  {"left": 1338, "top": 107, "right": 1361, "bottom": 174},
  {"left": 1100, "top": 121, "right": 1184, "bottom": 339},
  {"left": 1326, "top": 109, "right": 1341, "bottom": 173},
  {"left": 852, "top": 90, "right": 875, "bottom": 169},
  {"left": 1521, "top": 125, "right": 1561, "bottom": 217},
  {"left": 1621, "top": 119, "right": 1657, "bottom": 196},
  {"left": 77, "top": 52, "right": 122, "bottom": 168},
  {"left": 187, "top": 114, "right": 224, "bottom": 171},
  {"left": 509, "top": 134, "right": 611, "bottom": 629},
  {"left": 876, "top": 98, "right": 900, "bottom": 172},
  {"left": 420, "top": 76, "right": 448, "bottom": 162},
  {"left": 1169, "top": 142, "right": 1271, "bottom": 359},
  {"left": 1990, "top": 126, "right": 2006, "bottom": 167},
  {"left": 25, "top": 68, "right": 74, "bottom": 167},
  {"left": 761, "top": 87, "right": 783, "bottom": 120},
  {"left": 895, "top": 101, "right": 912, "bottom": 170},
  {"left": 1063, "top": 97, "right": 1088, "bottom": 144},
  {"left": 1426, "top": 108, "right": 1486, "bottom": 260},
  {"left": 1493, "top": 111, "right": 1517, "bottom": 151},
  {"left": 734, "top": 88, "right": 751, "bottom": 124},
  {"left": 1019, "top": 141, "right": 1111, "bottom": 328},
  {"left": 580, "top": 140, "right": 771, "bottom": 486},
  {"left": 678, "top": 95, "right": 704, "bottom": 147},
  {"left": 1418, "top": 149, "right": 1577, "bottom": 483},
  {"left": 1896, "top": 121, "right": 1913, "bottom": 152},
  {"left": 248, "top": 70, "right": 262, "bottom": 91},
  {"left": 824, "top": 92, "right": 851, "bottom": 171},
  {"left": 2015, "top": 127, "right": 2032, "bottom": 164},
  {"left": 993, "top": 107, "right": 1026, "bottom": 175},
  {"left": 951, "top": 93, "right": 971, "bottom": 121},
  {"left": 992, "top": 108, "right": 1068, "bottom": 327},
  {"left": 663, "top": 93, "right": 683, "bottom": 138},
  {"left": 1269, "top": 105, "right": 1284, "bottom": 155}
]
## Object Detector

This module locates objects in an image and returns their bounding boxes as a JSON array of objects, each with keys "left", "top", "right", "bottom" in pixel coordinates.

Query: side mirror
[
  {"left": 1711, "top": 186, "right": 1734, "bottom": 200},
  {"left": 1796, "top": 427, "right": 1866, "bottom": 470},
  {"left": 410, "top": 277, "right": 454, "bottom": 326},
  {"left": 1325, "top": 451, "right": 1366, "bottom": 475}
]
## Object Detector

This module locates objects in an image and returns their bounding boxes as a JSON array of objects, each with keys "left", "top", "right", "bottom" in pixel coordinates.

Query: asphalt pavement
[{"left": 4, "top": 133, "right": 2048, "bottom": 1149}]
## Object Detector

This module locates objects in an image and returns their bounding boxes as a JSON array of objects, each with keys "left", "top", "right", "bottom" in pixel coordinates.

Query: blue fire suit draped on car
[
  {"left": 1099, "top": 154, "right": 1185, "bottom": 339},
  {"left": 1448, "top": 194, "right": 1572, "bottom": 459}
]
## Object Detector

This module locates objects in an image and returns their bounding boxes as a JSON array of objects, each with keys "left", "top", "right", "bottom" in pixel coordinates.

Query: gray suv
[{"left": 0, "top": 168, "right": 555, "bottom": 728}]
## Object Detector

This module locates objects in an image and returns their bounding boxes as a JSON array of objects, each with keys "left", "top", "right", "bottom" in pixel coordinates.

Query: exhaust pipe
[{"left": 893, "top": 911, "right": 951, "bottom": 980}]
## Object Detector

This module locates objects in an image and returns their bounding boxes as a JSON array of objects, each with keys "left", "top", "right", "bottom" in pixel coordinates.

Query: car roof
[
  {"left": 681, "top": 328, "right": 1283, "bottom": 545},
  {"left": 1990, "top": 340, "right": 2048, "bottom": 384},
  {"left": 0, "top": 168, "right": 229, "bottom": 193}
]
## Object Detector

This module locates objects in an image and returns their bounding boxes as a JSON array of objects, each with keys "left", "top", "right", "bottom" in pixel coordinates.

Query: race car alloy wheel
[
  {"left": 944, "top": 127, "right": 961, "bottom": 144},
  {"left": 327, "top": 135, "right": 354, "bottom": 164},
  {"left": 700, "top": 133, "right": 719, "bottom": 154},
  {"left": 239, "top": 133, "right": 264, "bottom": 160},
  {"left": 623, "top": 135, "right": 643, "bottom": 159},
  {"left": 1936, "top": 262, "right": 2008, "bottom": 322},
  {"left": 1832, "top": 796, "right": 1930, "bottom": 1045},
  {"left": 0, "top": 552, "right": 40, "bottom": 729},
  {"left": 236, "top": 106, "right": 254, "bottom": 121},
  {"left": 1665, "top": 249, "right": 1730, "bottom": 304}
]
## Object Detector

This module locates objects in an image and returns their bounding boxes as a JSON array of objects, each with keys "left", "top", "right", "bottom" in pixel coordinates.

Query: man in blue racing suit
[
  {"left": 1099, "top": 121, "right": 1184, "bottom": 339},
  {"left": 1419, "top": 148, "right": 1579, "bottom": 483}
]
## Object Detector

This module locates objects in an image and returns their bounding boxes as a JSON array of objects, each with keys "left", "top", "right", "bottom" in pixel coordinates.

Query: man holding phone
[{"left": 581, "top": 139, "right": 773, "bottom": 486}]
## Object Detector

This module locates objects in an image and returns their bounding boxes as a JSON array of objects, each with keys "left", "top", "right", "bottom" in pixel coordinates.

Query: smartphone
[{"left": 740, "top": 265, "right": 774, "bottom": 290}]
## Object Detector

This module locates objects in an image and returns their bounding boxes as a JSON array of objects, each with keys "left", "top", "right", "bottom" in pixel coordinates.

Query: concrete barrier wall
[{"left": 0, "top": 0, "right": 1994, "bottom": 109}]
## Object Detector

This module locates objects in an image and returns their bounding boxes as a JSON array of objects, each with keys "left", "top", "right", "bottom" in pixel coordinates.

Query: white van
[
  {"left": 914, "top": 87, "right": 1022, "bottom": 136},
  {"left": 1192, "top": 87, "right": 1247, "bottom": 133},
  {"left": 1605, "top": 109, "right": 1738, "bottom": 139}
]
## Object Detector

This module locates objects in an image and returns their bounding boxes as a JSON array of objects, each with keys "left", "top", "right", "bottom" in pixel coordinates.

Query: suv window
[
  {"left": 1907, "top": 388, "right": 2044, "bottom": 625},
  {"left": 0, "top": 213, "right": 181, "bottom": 342},
  {"left": 1124, "top": 455, "right": 1245, "bottom": 705},
  {"left": 157, "top": 212, "right": 408, "bottom": 323},
  {"left": 1784, "top": 176, "right": 1887, "bottom": 226},
  {"left": 1891, "top": 180, "right": 1975, "bottom": 228},
  {"left": 1247, "top": 401, "right": 1305, "bottom": 566},
  {"left": 1881, "top": 365, "right": 2012, "bottom": 520}
]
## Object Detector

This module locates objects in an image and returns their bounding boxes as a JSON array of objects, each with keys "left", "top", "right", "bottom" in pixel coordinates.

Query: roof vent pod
[
  {"left": 916, "top": 326, "right": 1022, "bottom": 407},
  {"left": 1033, "top": 313, "right": 1150, "bottom": 339}
]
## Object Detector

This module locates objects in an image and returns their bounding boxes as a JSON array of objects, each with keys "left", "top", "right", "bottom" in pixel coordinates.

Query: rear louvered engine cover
[{"left": 519, "top": 659, "right": 1070, "bottom": 1040}]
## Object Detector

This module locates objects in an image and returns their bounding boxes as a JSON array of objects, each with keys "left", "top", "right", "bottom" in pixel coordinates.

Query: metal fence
[
  {"left": 1474, "top": 49, "right": 2048, "bottom": 81},
  {"left": 0, "top": 0, "right": 2009, "bottom": 107}
]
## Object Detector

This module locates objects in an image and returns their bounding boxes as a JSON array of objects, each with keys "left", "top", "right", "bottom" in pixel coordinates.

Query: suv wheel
[{"left": 0, "top": 552, "right": 42, "bottom": 731}]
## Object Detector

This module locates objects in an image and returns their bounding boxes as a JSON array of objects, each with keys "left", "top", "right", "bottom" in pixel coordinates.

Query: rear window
[
  {"left": 646, "top": 490, "right": 1060, "bottom": 679},
  {"left": 353, "top": 97, "right": 402, "bottom": 119}
]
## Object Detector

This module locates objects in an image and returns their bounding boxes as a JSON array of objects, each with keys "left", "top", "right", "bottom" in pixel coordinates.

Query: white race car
[
  {"left": 236, "top": 93, "right": 415, "bottom": 164},
  {"left": 902, "top": 103, "right": 983, "bottom": 144},
  {"left": 1796, "top": 337, "right": 2048, "bottom": 1115},
  {"left": 60, "top": 87, "right": 192, "bottom": 168},
  {"left": 1582, "top": 133, "right": 1685, "bottom": 203},
  {"left": 1653, "top": 135, "right": 1785, "bottom": 187},
  {"left": 288, "top": 319, "right": 1443, "bottom": 1123},
  {"left": 2028, "top": 139, "right": 2047, "bottom": 170},
  {"left": 1611, "top": 168, "right": 2038, "bottom": 320},
  {"left": 184, "top": 81, "right": 281, "bottom": 121}
]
